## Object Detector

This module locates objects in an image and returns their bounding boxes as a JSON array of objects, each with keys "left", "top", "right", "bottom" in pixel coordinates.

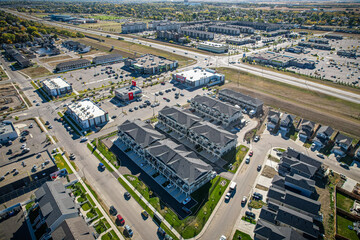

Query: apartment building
[
  {"left": 158, "top": 106, "right": 237, "bottom": 158},
  {"left": 218, "top": 89, "right": 263, "bottom": 116},
  {"left": 207, "top": 25, "right": 241, "bottom": 35},
  {"left": 180, "top": 28, "right": 214, "bottom": 40},
  {"left": 226, "top": 38, "right": 256, "bottom": 46},
  {"left": 190, "top": 95, "right": 242, "bottom": 126},
  {"left": 55, "top": 59, "right": 91, "bottom": 72},
  {"left": 121, "top": 22, "right": 147, "bottom": 33},
  {"left": 117, "top": 119, "right": 214, "bottom": 195},
  {"left": 93, "top": 53, "right": 123, "bottom": 65}
]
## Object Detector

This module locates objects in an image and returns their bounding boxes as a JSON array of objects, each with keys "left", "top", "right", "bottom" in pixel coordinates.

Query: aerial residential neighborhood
[{"left": 0, "top": 1, "right": 359, "bottom": 240}]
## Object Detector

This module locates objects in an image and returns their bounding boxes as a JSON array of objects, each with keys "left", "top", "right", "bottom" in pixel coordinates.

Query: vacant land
[
  {"left": 217, "top": 67, "right": 360, "bottom": 137},
  {"left": 0, "top": 84, "right": 25, "bottom": 114},
  {"left": 40, "top": 55, "right": 72, "bottom": 63},
  {"left": 0, "top": 67, "right": 9, "bottom": 80},
  {"left": 261, "top": 165, "right": 278, "bottom": 179},
  {"left": 255, "top": 184, "right": 269, "bottom": 191},
  {"left": 20, "top": 65, "right": 52, "bottom": 78},
  {"left": 80, "top": 22, "right": 123, "bottom": 32},
  {"left": 77, "top": 34, "right": 196, "bottom": 68}
]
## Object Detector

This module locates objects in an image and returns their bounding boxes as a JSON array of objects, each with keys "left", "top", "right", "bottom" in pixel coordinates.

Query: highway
[{"left": 1, "top": 8, "right": 360, "bottom": 240}]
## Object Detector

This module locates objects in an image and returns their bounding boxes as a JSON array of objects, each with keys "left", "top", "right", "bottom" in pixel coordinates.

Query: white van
[{"left": 229, "top": 181, "right": 237, "bottom": 191}]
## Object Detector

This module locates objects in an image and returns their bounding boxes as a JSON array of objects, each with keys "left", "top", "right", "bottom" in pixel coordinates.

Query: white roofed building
[
  {"left": 66, "top": 99, "right": 109, "bottom": 129},
  {"left": 42, "top": 77, "right": 72, "bottom": 97},
  {"left": 172, "top": 67, "right": 224, "bottom": 87},
  {"left": 198, "top": 41, "right": 228, "bottom": 53}
]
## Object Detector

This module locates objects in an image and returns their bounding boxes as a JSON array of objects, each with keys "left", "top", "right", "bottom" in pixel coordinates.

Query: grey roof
[
  {"left": 192, "top": 95, "right": 241, "bottom": 117},
  {"left": 299, "top": 119, "right": 315, "bottom": 137},
  {"left": 316, "top": 125, "right": 334, "bottom": 138},
  {"left": 286, "top": 148, "right": 322, "bottom": 169},
  {"left": 159, "top": 106, "right": 201, "bottom": 129},
  {"left": 118, "top": 119, "right": 165, "bottom": 148},
  {"left": 285, "top": 174, "right": 315, "bottom": 193},
  {"left": 93, "top": 53, "right": 123, "bottom": 63},
  {"left": 268, "top": 110, "right": 280, "bottom": 124},
  {"left": 335, "top": 133, "right": 353, "bottom": 147},
  {"left": 146, "top": 139, "right": 212, "bottom": 184},
  {"left": 255, "top": 219, "right": 306, "bottom": 240},
  {"left": 52, "top": 217, "right": 93, "bottom": 240},
  {"left": 160, "top": 106, "right": 237, "bottom": 147},
  {"left": 56, "top": 59, "right": 91, "bottom": 69},
  {"left": 35, "top": 181, "right": 78, "bottom": 228},
  {"left": 219, "top": 89, "right": 263, "bottom": 108},
  {"left": 271, "top": 175, "right": 286, "bottom": 190},
  {"left": 280, "top": 114, "right": 294, "bottom": 127}
]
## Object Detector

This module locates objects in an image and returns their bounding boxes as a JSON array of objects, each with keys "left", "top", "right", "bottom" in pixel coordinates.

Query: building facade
[
  {"left": 180, "top": 28, "right": 214, "bottom": 40},
  {"left": 42, "top": 77, "right": 72, "bottom": 97},
  {"left": 55, "top": 59, "right": 91, "bottom": 72},
  {"left": 0, "top": 121, "right": 18, "bottom": 143},
  {"left": 173, "top": 67, "right": 224, "bottom": 87},
  {"left": 125, "top": 54, "right": 178, "bottom": 75},
  {"left": 197, "top": 42, "right": 228, "bottom": 53},
  {"left": 207, "top": 25, "right": 240, "bottom": 35},
  {"left": 66, "top": 99, "right": 109, "bottom": 129},
  {"left": 121, "top": 22, "right": 147, "bottom": 33},
  {"left": 158, "top": 106, "right": 237, "bottom": 158},
  {"left": 93, "top": 53, "right": 123, "bottom": 65},
  {"left": 114, "top": 85, "right": 142, "bottom": 102},
  {"left": 190, "top": 95, "right": 242, "bottom": 126},
  {"left": 218, "top": 89, "right": 264, "bottom": 116}
]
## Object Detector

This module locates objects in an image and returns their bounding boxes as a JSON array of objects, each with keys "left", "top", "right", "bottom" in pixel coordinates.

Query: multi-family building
[
  {"left": 226, "top": 38, "right": 256, "bottom": 46},
  {"left": 331, "top": 133, "right": 353, "bottom": 157},
  {"left": 121, "top": 22, "right": 147, "bottom": 33},
  {"left": 308, "top": 38, "right": 329, "bottom": 44},
  {"left": 190, "top": 95, "right": 242, "bottom": 126},
  {"left": 62, "top": 40, "right": 90, "bottom": 53},
  {"left": 180, "top": 28, "right": 214, "bottom": 40},
  {"left": 93, "top": 53, "right": 123, "bottom": 65},
  {"left": 197, "top": 42, "right": 228, "bottom": 53},
  {"left": 298, "top": 42, "right": 332, "bottom": 50},
  {"left": 264, "top": 30, "right": 290, "bottom": 37},
  {"left": 172, "top": 67, "right": 224, "bottom": 87},
  {"left": 117, "top": 119, "right": 214, "bottom": 195},
  {"left": 42, "top": 77, "right": 73, "bottom": 97},
  {"left": 156, "top": 31, "right": 186, "bottom": 43},
  {"left": 272, "top": 174, "right": 316, "bottom": 198},
  {"left": 158, "top": 106, "right": 237, "bottom": 158},
  {"left": 55, "top": 59, "right": 91, "bottom": 72},
  {"left": 148, "top": 20, "right": 169, "bottom": 30},
  {"left": 218, "top": 89, "right": 263, "bottom": 116},
  {"left": 313, "top": 125, "right": 334, "bottom": 149},
  {"left": 125, "top": 54, "right": 178, "bottom": 75},
  {"left": 207, "top": 25, "right": 240, "bottom": 35},
  {"left": 156, "top": 22, "right": 181, "bottom": 31},
  {"left": 337, "top": 50, "right": 357, "bottom": 58},
  {"left": 66, "top": 99, "right": 109, "bottom": 129},
  {"left": 324, "top": 33, "right": 343, "bottom": 40},
  {"left": 226, "top": 25, "right": 255, "bottom": 33}
]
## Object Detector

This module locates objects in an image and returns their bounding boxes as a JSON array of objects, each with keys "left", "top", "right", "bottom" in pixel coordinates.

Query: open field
[
  {"left": 80, "top": 22, "right": 123, "bottom": 32},
  {"left": 20, "top": 65, "right": 52, "bottom": 78},
  {"left": 40, "top": 55, "right": 72, "bottom": 63},
  {"left": 0, "top": 67, "right": 9, "bottom": 80},
  {"left": 76, "top": 34, "right": 196, "bottom": 68},
  {"left": 217, "top": 67, "right": 360, "bottom": 137},
  {"left": 0, "top": 83, "right": 25, "bottom": 114}
]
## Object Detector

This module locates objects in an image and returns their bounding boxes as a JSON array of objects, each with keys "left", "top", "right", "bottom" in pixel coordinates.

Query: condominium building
[
  {"left": 93, "top": 53, "right": 123, "bottom": 65},
  {"left": 218, "top": 89, "right": 264, "bottom": 116},
  {"left": 121, "top": 22, "right": 147, "bottom": 33},
  {"left": 198, "top": 42, "right": 228, "bottom": 53},
  {"left": 226, "top": 25, "right": 255, "bottom": 33},
  {"left": 190, "top": 95, "right": 242, "bottom": 126},
  {"left": 66, "top": 99, "right": 109, "bottom": 129},
  {"left": 125, "top": 54, "right": 178, "bottom": 75},
  {"left": 172, "top": 67, "right": 224, "bottom": 87},
  {"left": 226, "top": 38, "right": 256, "bottom": 46},
  {"left": 158, "top": 106, "right": 237, "bottom": 158},
  {"left": 117, "top": 119, "right": 214, "bottom": 195},
  {"left": 55, "top": 59, "right": 91, "bottom": 72},
  {"left": 180, "top": 28, "right": 214, "bottom": 40},
  {"left": 42, "top": 77, "right": 72, "bottom": 97},
  {"left": 207, "top": 25, "right": 240, "bottom": 35}
]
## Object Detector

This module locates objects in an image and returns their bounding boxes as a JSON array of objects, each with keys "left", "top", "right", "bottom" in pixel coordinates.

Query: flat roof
[
  {"left": 0, "top": 121, "right": 16, "bottom": 136},
  {"left": 199, "top": 42, "right": 227, "bottom": 47},
  {"left": 175, "top": 67, "right": 223, "bottom": 82},
  {"left": 115, "top": 85, "right": 142, "bottom": 95},
  {"left": 42, "top": 77, "right": 71, "bottom": 90},
  {"left": 67, "top": 99, "right": 106, "bottom": 121},
  {"left": 0, "top": 150, "right": 55, "bottom": 189},
  {"left": 132, "top": 54, "right": 175, "bottom": 68}
]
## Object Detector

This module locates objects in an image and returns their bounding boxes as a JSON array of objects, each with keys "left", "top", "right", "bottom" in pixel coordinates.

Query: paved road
[{"left": 4, "top": 8, "right": 360, "bottom": 104}]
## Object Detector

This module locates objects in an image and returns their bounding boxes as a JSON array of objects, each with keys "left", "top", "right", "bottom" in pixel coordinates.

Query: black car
[
  {"left": 124, "top": 192, "right": 131, "bottom": 199},
  {"left": 109, "top": 206, "right": 117, "bottom": 216},
  {"left": 245, "top": 211, "right": 256, "bottom": 219},
  {"left": 253, "top": 192, "right": 263, "bottom": 200}
]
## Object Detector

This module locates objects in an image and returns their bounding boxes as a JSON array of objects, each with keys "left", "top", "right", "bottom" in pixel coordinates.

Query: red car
[
  {"left": 249, "top": 151, "right": 253, "bottom": 157},
  {"left": 116, "top": 214, "right": 125, "bottom": 225}
]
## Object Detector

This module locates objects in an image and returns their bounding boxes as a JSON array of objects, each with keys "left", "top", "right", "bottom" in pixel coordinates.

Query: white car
[
  {"left": 220, "top": 235, "right": 227, "bottom": 240},
  {"left": 80, "top": 137, "right": 88, "bottom": 142},
  {"left": 21, "top": 144, "right": 26, "bottom": 149},
  {"left": 245, "top": 157, "right": 250, "bottom": 164},
  {"left": 317, "top": 153, "right": 324, "bottom": 159},
  {"left": 242, "top": 196, "right": 247, "bottom": 204},
  {"left": 225, "top": 192, "right": 231, "bottom": 201}
]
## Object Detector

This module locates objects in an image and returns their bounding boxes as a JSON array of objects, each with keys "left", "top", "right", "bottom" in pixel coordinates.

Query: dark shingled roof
[
  {"left": 52, "top": 217, "right": 93, "bottom": 240},
  {"left": 56, "top": 59, "right": 91, "bottom": 69},
  {"left": 219, "top": 88, "right": 263, "bottom": 107},
  {"left": 255, "top": 219, "right": 307, "bottom": 240},
  {"left": 335, "top": 133, "right": 353, "bottom": 147},
  {"left": 192, "top": 95, "right": 241, "bottom": 117}
]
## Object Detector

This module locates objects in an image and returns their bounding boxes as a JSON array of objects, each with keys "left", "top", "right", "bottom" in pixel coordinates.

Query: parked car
[
  {"left": 257, "top": 165, "right": 262, "bottom": 171},
  {"left": 125, "top": 225, "right": 133, "bottom": 237},
  {"left": 109, "top": 206, "right": 117, "bottom": 216},
  {"left": 245, "top": 157, "right": 250, "bottom": 164},
  {"left": 80, "top": 137, "right": 88, "bottom": 142},
  {"left": 317, "top": 153, "right": 324, "bottom": 159},
  {"left": 141, "top": 210, "right": 149, "bottom": 219},
  {"left": 225, "top": 191, "right": 232, "bottom": 202},
  {"left": 124, "top": 192, "right": 131, "bottom": 199},
  {"left": 249, "top": 151, "right": 253, "bottom": 157},
  {"left": 245, "top": 211, "right": 256, "bottom": 219},
  {"left": 241, "top": 196, "right": 247, "bottom": 205},
  {"left": 253, "top": 192, "right": 263, "bottom": 200},
  {"left": 116, "top": 214, "right": 125, "bottom": 225},
  {"left": 158, "top": 227, "right": 166, "bottom": 236},
  {"left": 254, "top": 136, "right": 260, "bottom": 142},
  {"left": 182, "top": 197, "right": 191, "bottom": 205}
]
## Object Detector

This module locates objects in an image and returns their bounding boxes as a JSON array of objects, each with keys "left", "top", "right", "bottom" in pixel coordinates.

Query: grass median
[
  {"left": 53, "top": 153, "right": 73, "bottom": 174},
  {"left": 87, "top": 143, "right": 114, "bottom": 172}
]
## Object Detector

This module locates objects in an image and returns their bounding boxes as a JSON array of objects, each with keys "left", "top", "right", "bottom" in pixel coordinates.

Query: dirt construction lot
[
  {"left": 218, "top": 67, "right": 360, "bottom": 137},
  {"left": 0, "top": 84, "right": 25, "bottom": 114}
]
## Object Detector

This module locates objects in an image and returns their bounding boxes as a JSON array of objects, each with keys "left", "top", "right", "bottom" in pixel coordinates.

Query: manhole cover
[{"left": 220, "top": 180, "right": 227, "bottom": 187}]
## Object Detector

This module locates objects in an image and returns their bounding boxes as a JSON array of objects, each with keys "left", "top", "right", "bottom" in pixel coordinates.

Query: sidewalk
[
  {"left": 35, "top": 117, "right": 125, "bottom": 240},
  {"left": 88, "top": 141, "right": 183, "bottom": 240}
]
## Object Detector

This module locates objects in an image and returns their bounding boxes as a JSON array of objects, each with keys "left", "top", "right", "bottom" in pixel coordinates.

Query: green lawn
[
  {"left": 233, "top": 230, "right": 253, "bottom": 240},
  {"left": 337, "top": 215, "right": 359, "bottom": 240},
  {"left": 87, "top": 143, "right": 114, "bottom": 172},
  {"left": 81, "top": 202, "right": 91, "bottom": 211},
  {"left": 25, "top": 201, "right": 34, "bottom": 211},
  {"left": 101, "top": 230, "right": 120, "bottom": 240},
  {"left": 122, "top": 174, "right": 229, "bottom": 239},
  {"left": 248, "top": 200, "right": 266, "bottom": 209},
  {"left": 92, "top": 139, "right": 119, "bottom": 167},
  {"left": 53, "top": 153, "right": 73, "bottom": 174},
  {"left": 336, "top": 192, "right": 355, "bottom": 212},
  {"left": 275, "top": 148, "right": 286, "bottom": 152},
  {"left": 229, "top": 145, "right": 249, "bottom": 173},
  {"left": 95, "top": 219, "right": 108, "bottom": 234},
  {"left": 241, "top": 216, "right": 256, "bottom": 225}
]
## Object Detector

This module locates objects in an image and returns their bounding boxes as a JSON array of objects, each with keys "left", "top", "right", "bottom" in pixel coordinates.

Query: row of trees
[
  {"left": 0, "top": 10, "right": 84, "bottom": 44},
  {"left": 4, "top": 1, "right": 359, "bottom": 27}
]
